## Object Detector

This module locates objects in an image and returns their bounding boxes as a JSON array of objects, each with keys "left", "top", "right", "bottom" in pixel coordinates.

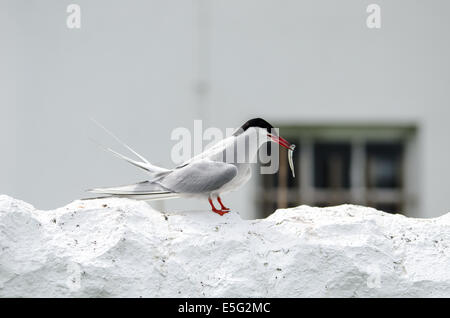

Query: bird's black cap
[{"left": 234, "top": 118, "right": 274, "bottom": 136}]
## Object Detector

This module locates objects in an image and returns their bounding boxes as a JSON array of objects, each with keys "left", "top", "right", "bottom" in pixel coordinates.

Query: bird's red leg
[
  {"left": 217, "top": 197, "right": 230, "bottom": 211},
  {"left": 208, "top": 198, "right": 228, "bottom": 216}
]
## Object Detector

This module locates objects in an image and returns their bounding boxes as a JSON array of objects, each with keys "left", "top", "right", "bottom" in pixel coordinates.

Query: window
[
  {"left": 314, "top": 142, "right": 351, "bottom": 189},
  {"left": 258, "top": 125, "right": 417, "bottom": 217},
  {"left": 366, "top": 142, "right": 403, "bottom": 188},
  {"left": 365, "top": 142, "right": 404, "bottom": 213}
]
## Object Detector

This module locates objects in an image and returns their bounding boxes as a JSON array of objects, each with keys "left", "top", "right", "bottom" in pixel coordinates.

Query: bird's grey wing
[{"left": 160, "top": 160, "right": 238, "bottom": 193}]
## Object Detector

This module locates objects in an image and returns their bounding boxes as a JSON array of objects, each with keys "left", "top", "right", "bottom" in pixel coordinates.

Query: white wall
[{"left": 0, "top": 1, "right": 449, "bottom": 218}]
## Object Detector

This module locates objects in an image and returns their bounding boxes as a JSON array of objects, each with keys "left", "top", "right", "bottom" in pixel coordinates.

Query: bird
[{"left": 87, "top": 118, "right": 295, "bottom": 216}]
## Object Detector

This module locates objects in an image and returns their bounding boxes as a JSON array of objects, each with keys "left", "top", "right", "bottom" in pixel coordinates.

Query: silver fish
[{"left": 288, "top": 144, "right": 296, "bottom": 178}]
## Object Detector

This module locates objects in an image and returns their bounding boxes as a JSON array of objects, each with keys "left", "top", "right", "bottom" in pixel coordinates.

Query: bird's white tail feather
[
  {"left": 90, "top": 118, "right": 169, "bottom": 175},
  {"left": 87, "top": 180, "right": 180, "bottom": 202},
  {"left": 83, "top": 192, "right": 180, "bottom": 201}
]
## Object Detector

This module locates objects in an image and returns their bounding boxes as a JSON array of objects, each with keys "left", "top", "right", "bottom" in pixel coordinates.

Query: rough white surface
[{"left": 0, "top": 194, "right": 449, "bottom": 297}]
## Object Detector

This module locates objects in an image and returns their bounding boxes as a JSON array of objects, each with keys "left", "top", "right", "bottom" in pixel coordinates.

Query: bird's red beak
[{"left": 268, "top": 133, "right": 292, "bottom": 150}]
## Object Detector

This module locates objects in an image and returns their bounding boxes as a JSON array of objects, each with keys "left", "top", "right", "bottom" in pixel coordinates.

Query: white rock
[{"left": 0, "top": 194, "right": 449, "bottom": 297}]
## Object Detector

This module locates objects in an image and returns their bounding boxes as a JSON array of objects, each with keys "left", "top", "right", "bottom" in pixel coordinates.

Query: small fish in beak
[
  {"left": 268, "top": 133, "right": 296, "bottom": 178},
  {"left": 288, "top": 144, "right": 296, "bottom": 178}
]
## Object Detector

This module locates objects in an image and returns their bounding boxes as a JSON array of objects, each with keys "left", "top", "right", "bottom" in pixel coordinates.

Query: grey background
[{"left": 1, "top": 0, "right": 449, "bottom": 218}]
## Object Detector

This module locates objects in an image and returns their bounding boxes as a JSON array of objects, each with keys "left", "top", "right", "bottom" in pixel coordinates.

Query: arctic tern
[{"left": 88, "top": 118, "right": 296, "bottom": 215}]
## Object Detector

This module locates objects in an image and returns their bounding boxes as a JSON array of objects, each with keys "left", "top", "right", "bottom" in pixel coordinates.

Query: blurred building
[
  {"left": 259, "top": 124, "right": 418, "bottom": 217},
  {"left": 0, "top": 1, "right": 449, "bottom": 219}
]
